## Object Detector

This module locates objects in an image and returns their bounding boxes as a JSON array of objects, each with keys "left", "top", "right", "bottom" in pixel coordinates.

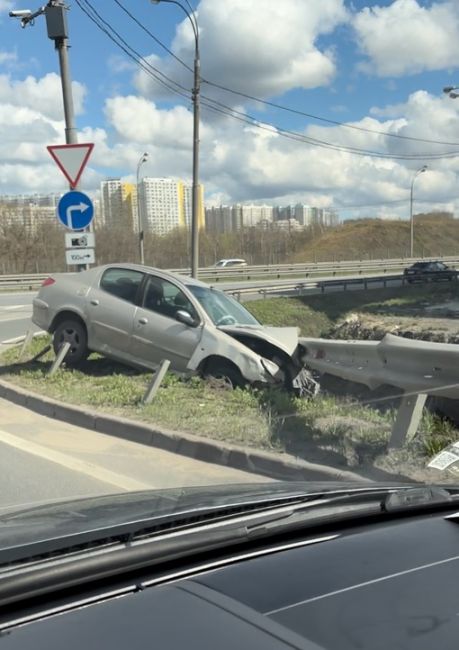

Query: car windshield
[
  {"left": 3, "top": 0, "right": 459, "bottom": 583},
  {"left": 187, "top": 285, "right": 261, "bottom": 326}
]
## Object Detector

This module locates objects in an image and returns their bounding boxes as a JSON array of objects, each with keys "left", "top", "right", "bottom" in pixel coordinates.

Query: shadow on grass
[
  {"left": 254, "top": 386, "right": 411, "bottom": 482},
  {"left": 0, "top": 352, "right": 147, "bottom": 379}
]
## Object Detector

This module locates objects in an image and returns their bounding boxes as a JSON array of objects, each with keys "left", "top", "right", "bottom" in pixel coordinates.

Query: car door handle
[
  {"left": 90, "top": 299, "right": 99, "bottom": 306},
  {"left": 138, "top": 317, "right": 148, "bottom": 325}
]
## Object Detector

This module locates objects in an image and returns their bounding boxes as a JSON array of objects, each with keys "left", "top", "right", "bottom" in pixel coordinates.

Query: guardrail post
[
  {"left": 389, "top": 393, "right": 427, "bottom": 449},
  {"left": 48, "top": 342, "right": 71, "bottom": 376},
  {"left": 143, "top": 359, "right": 171, "bottom": 404},
  {"left": 18, "top": 329, "right": 34, "bottom": 361}
]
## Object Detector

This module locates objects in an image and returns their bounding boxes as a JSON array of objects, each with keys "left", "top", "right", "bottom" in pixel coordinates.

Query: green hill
[{"left": 290, "top": 213, "right": 459, "bottom": 262}]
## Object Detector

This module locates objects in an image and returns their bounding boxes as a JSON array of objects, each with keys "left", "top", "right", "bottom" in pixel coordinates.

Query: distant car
[
  {"left": 32, "top": 264, "right": 318, "bottom": 394},
  {"left": 403, "top": 261, "right": 457, "bottom": 283},
  {"left": 214, "top": 259, "right": 248, "bottom": 268}
]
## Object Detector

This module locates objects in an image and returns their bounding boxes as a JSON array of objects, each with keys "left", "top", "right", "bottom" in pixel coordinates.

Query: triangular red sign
[{"left": 47, "top": 143, "right": 94, "bottom": 189}]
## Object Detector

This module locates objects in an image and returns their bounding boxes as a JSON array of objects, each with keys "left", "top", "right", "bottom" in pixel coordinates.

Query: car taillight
[{"left": 41, "top": 277, "right": 55, "bottom": 287}]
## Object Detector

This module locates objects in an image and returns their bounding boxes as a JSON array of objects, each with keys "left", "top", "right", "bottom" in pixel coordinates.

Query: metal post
[
  {"left": 56, "top": 38, "right": 77, "bottom": 146},
  {"left": 151, "top": 0, "right": 200, "bottom": 278},
  {"left": 136, "top": 153, "right": 148, "bottom": 266},
  {"left": 410, "top": 165, "right": 427, "bottom": 259},
  {"left": 48, "top": 341, "right": 71, "bottom": 376},
  {"left": 190, "top": 29, "right": 200, "bottom": 278},
  {"left": 143, "top": 359, "right": 171, "bottom": 404},
  {"left": 389, "top": 393, "right": 427, "bottom": 449},
  {"left": 410, "top": 178, "right": 414, "bottom": 259}
]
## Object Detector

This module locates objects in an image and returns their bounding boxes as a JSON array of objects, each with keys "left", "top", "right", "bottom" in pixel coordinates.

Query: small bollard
[
  {"left": 48, "top": 342, "right": 71, "bottom": 376},
  {"left": 143, "top": 359, "right": 171, "bottom": 404},
  {"left": 18, "top": 328, "right": 34, "bottom": 361}
]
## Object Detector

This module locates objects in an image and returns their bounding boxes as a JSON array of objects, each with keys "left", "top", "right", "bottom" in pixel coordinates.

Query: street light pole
[
  {"left": 136, "top": 152, "right": 149, "bottom": 265},
  {"left": 151, "top": 0, "right": 200, "bottom": 278},
  {"left": 410, "top": 165, "right": 427, "bottom": 258}
]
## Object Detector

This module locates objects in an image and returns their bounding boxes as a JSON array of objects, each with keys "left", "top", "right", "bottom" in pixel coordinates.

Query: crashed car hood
[{"left": 218, "top": 325, "right": 299, "bottom": 356}]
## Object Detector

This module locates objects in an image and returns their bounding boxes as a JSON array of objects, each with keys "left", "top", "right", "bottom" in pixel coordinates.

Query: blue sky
[{"left": 2, "top": 0, "right": 459, "bottom": 220}]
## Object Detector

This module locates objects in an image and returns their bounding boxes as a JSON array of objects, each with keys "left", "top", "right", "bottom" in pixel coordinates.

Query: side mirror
[{"left": 176, "top": 309, "right": 197, "bottom": 327}]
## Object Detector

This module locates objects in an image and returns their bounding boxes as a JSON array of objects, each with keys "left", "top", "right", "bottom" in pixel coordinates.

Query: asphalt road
[
  {"left": 0, "top": 292, "right": 38, "bottom": 345},
  {"left": 0, "top": 397, "right": 266, "bottom": 513}
]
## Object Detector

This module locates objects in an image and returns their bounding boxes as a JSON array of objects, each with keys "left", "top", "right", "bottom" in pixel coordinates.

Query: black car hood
[{"left": 0, "top": 481, "right": 413, "bottom": 564}]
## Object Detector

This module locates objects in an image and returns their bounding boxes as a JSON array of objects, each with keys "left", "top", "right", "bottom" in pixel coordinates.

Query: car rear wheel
[
  {"left": 203, "top": 360, "right": 246, "bottom": 389},
  {"left": 53, "top": 319, "right": 89, "bottom": 366}
]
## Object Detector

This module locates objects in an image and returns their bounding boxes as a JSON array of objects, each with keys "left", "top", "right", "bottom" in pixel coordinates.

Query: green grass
[
  {"left": 2, "top": 285, "right": 458, "bottom": 471},
  {"left": 247, "top": 284, "right": 459, "bottom": 338},
  {"left": 0, "top": 337, "right": 398, "bottom": 467}
]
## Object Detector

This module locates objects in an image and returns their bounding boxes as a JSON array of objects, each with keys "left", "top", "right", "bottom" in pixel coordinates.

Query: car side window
[
  {"left": 100, "top": 268, "right": 144, "bottom": 304},
  {"left": 142, "top": 276, "right": 198, "bottom": 321}
]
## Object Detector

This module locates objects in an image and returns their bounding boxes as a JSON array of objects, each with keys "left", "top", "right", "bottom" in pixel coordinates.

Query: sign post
[{"left": 47, "top": 142, "right": 95, "bottom": 269}]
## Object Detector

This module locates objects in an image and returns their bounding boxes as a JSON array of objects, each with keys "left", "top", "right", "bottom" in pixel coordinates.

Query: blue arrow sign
[{"left": 57, "top": 191, "right": 94, "bottom": 231}]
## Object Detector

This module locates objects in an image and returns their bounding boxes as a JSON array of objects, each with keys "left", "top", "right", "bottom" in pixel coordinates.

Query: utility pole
[
  {"left": 10, "top": 1, "right": 91, "bottom": 270},
  {"left": 151, "top": 0, "right": 200, "bottom": 278}
]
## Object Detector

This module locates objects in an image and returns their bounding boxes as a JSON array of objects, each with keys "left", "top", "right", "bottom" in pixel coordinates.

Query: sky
[{"left": 1, "top": 0, "right": 459, "bottom": 220}]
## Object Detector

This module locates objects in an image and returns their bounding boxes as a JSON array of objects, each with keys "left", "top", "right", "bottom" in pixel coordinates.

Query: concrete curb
[{"left": 0, "top": 377, "right": 370, "bottom": 483}]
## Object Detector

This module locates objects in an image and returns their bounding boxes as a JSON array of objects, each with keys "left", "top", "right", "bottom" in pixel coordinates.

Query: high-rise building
[
  {"left": 138, "top": 178, "right": 204, "bottom": 235},
  {"left": 0, "top": 193, "right": 63, "bottom": 234},
  {"left": 232, "top": 204, "right": 273, "bottom": 229},
  {"left": 100, "top": 180, "right": 136, "bottom": 230}
]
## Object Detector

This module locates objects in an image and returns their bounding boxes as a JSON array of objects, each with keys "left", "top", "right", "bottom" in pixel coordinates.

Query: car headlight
[{"left": 260, "top": 358, "right": 280, "bottom": 378}]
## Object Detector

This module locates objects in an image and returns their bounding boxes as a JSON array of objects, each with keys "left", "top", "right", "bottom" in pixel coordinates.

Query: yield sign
[{"left": 47, "top": 143, "right": 94, "bottom": 189}]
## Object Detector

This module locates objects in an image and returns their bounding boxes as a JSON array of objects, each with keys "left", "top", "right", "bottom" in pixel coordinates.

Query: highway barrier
[
  {"left": 1, "top": 256, "right": 458, "bottom": 291},
  {"left": 301, "top": 333, "right": 459, "bottom": 448}
]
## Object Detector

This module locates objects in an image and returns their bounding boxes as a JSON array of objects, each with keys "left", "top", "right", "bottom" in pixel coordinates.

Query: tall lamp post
[
  {"left": 410, "top": 165, "right": 427, "bottom": 258},
  {"left": 137, "top": 152, "right": 149, "bottom": 265},
  {"left": 151, "top": 0, "right": 200, "bottom": 278}
]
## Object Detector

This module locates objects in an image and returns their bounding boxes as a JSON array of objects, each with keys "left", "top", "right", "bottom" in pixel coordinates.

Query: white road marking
[
  {"left": 1, "top": 305, "right": 29, "bottom": 311},
  {"left": 267, "top": 555, "right": 459, "bottom": 614},
  {"left": 0, "top": 428, "right": 152, "bottom": 491}
]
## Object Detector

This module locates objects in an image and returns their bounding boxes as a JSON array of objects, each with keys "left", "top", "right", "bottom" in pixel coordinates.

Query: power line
[
  {"left": 112, "top": 0, "right": 193, "bottom": 73},
  {"left": 78, "top": 2, "right": 459, "bottom": 160},
  {"left": 200, "top": 101, "right": 459, "bottom": 160},
  {"left": 76, "top": 0, "right": 191, "bottom": 98},
  {"left": 202, "top": 79, "right": 459, "bottom": 147},
  {"left": 110, "top": 1, "right": 459, "bottom": 148}
]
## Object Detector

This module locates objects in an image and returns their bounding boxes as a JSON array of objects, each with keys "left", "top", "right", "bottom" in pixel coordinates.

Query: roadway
[
  {"left": 0, "top": 292, "right": 37, "bottom": 345},
  {"left": 0, "top": 397, "right": 265, "bottom": 513}
]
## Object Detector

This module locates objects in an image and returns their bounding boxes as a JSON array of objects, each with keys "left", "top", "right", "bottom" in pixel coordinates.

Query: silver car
[{"left": 32, "top": 264, "right": 317, "bottom": 393}]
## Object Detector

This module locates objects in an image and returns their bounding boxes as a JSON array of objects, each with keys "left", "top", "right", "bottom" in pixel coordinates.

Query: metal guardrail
[
  {"left": 1, "top": 256, "right": 458, "bottom": 291},
  {"left": 172, "top": 255, "right": 459, "bottom": 281},
  {"left": 227, "top": 273, "right": 424, "bottom": 300},
  {"left": 301, "top": 333, "right": 459, "bottom": 448}
]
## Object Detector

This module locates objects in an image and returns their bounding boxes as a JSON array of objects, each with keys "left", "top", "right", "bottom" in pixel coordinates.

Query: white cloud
[
  {"left": 0, "top": 73, "right": 86, "bottom": 121},
  {"left": 136, "top": 0, "right": 348, "bottom": 101},
  {"left": 104, "top": 95, "right": 195, "bottom": 148},
  {"left": 353, "top": 0, "right": 459, "bottom": 77},
  {"left": 0, "top": 51, "right": 16, "bottom": 66},
  {"left": 0, "top": 0, "right": 13, "bottom": 14}
]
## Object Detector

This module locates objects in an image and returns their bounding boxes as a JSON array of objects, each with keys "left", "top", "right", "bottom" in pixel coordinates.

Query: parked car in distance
[
  {"left": 32, "top": 264, "right": 318, "bottom": 394},
  {"left": 213, "top": 258, "right": 248, "bottom": 268},
  {"left": 403, "top": 260, "right": 457, "bottom": 283}
]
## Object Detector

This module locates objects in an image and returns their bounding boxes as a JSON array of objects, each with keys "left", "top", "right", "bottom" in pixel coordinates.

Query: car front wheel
[
  {"left": 53, "top": 319, "right": 89, "bottom": 366},
  {"left": 203, "top": 360, "right": 246, "bottom": 389}
]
